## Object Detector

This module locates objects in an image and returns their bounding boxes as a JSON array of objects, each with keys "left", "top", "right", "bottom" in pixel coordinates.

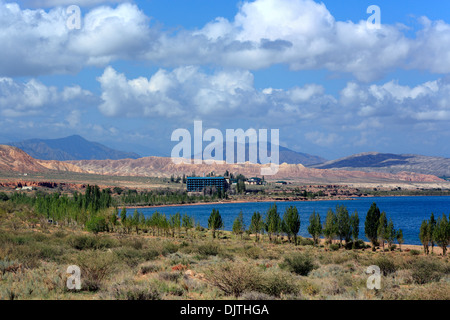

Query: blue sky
[{"left": 1, "top": 0, "right": 450, "bottom": 160}]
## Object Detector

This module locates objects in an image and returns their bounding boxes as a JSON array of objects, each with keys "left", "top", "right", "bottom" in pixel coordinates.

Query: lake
[{"left": 132, "top": 196, "right": 450, "bottom": 245}]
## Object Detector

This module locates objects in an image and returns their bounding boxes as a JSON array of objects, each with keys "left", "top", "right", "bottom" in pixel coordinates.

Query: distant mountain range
[
  {"left": 194, "top": 142, "right": 327, "bottom": 166},
  {"left": 5, "top": 135, "right": 450, "bottom": 178},
  {"left": 7, "top": 135, "right": 140, "bottom": 161},
  {"left": 310, "top": 152, "right": 450, "bottom": 177},
  {"left": 8, "top": 135, "right": 326, "bottom": 165},
  {"left": 0, "top": 144, "right": 445, "bottom": 184},
  {"left": 0, "top": 145, "right": 86, "bottom": 173}
]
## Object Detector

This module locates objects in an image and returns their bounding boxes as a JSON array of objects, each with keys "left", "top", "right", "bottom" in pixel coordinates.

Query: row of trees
[
  {"left": 419, "top": 213, "right": 450, "bottom": 255},
  {"left": 231, "top": 204, "right": 301, "bottom": 244},
  {"left": 119, "top": 188, "right": 223, "bottom": 206},
  {"left": 87, "top": 207, "right": 197, "bottom": 237},
  {"left": 96, "top": 202, "right": 446, "bottom": 255},
  {"left": 8, "top": 186, "right": 113, "bottom": 227},
  {"left": 225, "top": 203, "right": 406, "bottom": 251}
]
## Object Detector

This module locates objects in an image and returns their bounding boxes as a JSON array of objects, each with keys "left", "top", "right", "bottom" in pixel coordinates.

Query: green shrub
[
  {"left": 196, "top": 243, "right": 219, "bottom": 256},
  {"left": 280, "top": 253, "right": 317, "bottom": 276},
  {"left": 409, "top": 250, "right": 421, "bottom": 256},
  {"left": 207, "top": 262, "right": 263, "bottom": 297},
  {"left": 162, "top": 243, "right": 179, "bottom": 255},
  {"left": 53, "top": 231, "right": 67, "bottom": 239},
  {"left": 299, "top": 238, "right": 315, "bottom": 246},
  {"left": 68, "top": 235, "right": 116, "bottom": 250},
  {"left": 111, "top": 283, "right": 161, "bottom": 300},
  {"left": 140, "top": 263, "right": 161, "bottom": 275},
  {"left": 240, "top": 291, "right": 274, "bottom": 300},
  {"left": 375, "top": 256, "right": 397, "bottom": 276},
  {"left": 411, "top": 260, "right": 443, "bottom": 285},
  {"left": 244, "top": 246, "right": 261, "bottom": 259},
  {"left": 122, "top": 238, "right": 145, "bottom": 250},
  {"left": 7, "top": 245, "right": 41, "bottom": 269},
  {"left": 114, "top": 247, "right": 145, "bottom": 268},
  {"left": 86, "top": 216, "right": 108, "bottom": 234},
  {"left": 330, "top": 244, "right": 340, "bottom": 251},
  {"left": 158, "top": 271, "right": 181, "bottom": 283},
  {"left": 77, "top": 250, "right": 117, "bottom": 291},
  {"left": 0, "top": 258, "right": 21, "bottom": 276},
  {"left": 345, "top": 240, "right": 367, "bottom": 250},
  {"left": 259, "top": 270, "right": 299, "bottom": 297},
  {"left": 37, "top": 244, "right": 65, "bottom": 262},
  {"left": 142, "top": 249, "right": 160, "bottom": 261}
]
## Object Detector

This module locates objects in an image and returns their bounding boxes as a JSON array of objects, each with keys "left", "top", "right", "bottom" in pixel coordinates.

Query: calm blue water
[{"left": 132, "top": 196, "right": 450, "bottom": 245}]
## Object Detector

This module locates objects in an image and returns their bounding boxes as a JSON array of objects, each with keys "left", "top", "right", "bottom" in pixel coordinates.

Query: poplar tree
[
  {"left": 377, "top": 212, "right": 388, "bottom": 251},
  {"left": 307, "top": 210, "right": 322, "bottom": 245},
  {"left": 429, "top": 213, "right": 437, "bottom": 253},
  {"left": 336, "top": 205, "right": 351, "bottom": 245},
  {"left": 208, "top": 209, "right": 223, "bottom": 239},
  {"left": 385, "top": 218, "right": 396, "bottom": 250},
  {"left": 323, "top": 209, "right": 337, "bottom": 245},
  {"left": 182, "top": 213, "right": 194, "bottom": 236},
  {"left": 265, "top": 204, "right": 281, "bottom": 242},
  {"left": 283, "top": 206, "right": 300, "bottom": 245},
  {"left": 250, "top": 211, "right": 264, "bottom": 242},
  {"left": 419, "top": 220, "right": 431, "bottom": 255},
  {"left": 396, "top": 229, "right": 404, "bottom": 251},
  {"left": 232, "top": 211, "right": 246, "bottom": 239},
  {"left": 351, "top": 210, "right": 360, "bottom": 248},
  {"left": 433, "top": 214, "right": 449, "bottom": 256},
  {"left": 365, "top": 202, "right": 381, "bottom": 251}
]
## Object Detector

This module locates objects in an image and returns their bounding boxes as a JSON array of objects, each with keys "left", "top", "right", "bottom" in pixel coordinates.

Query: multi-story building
[{"left": 186, "top": 177, "right": 228, "bottom": 192}]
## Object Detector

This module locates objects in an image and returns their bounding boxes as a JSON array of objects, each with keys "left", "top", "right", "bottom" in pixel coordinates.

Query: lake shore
[
  {"left": 124, "top": 195, "right": 450, "bottom": 250},
  {"left": 123, "top": 196, "right": 361, "bottom": 209}
]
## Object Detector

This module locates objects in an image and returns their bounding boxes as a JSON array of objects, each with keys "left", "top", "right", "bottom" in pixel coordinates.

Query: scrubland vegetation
[{"left": 0, "top": 196, "right": 449, "bottom": 300}]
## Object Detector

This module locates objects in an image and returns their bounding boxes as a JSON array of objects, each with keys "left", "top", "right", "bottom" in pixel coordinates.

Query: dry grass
[{"left": 0, "top": 209, "right": 449, "bottom": 300}]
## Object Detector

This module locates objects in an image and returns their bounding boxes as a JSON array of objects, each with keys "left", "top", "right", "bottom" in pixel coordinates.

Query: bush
[
  {"left": 142, "top": 249, "right": 160, "bottom": 261},
  {"left": 330, "top": 244, "right": 340, "bottom": 251},
  {"left": 207, "top": 262, "right": 262, "bottom": 297},
  {"left": 196, "top": 243, "right": 219, "bottom": 256},
  {"left": 158, "top": 272, "right": 181, "bottom": 283},
  {"left": 345, "top": 240, "right": 367, "bottom": 250},
  {"left": 37, "top": 244, "right": 65, "bottom": 262},
  {"left": 411, "top": 260, "right": 443, "bottom": 285},
  {"left": 409, "top": 250, "right": 421, "bottom": 256},
  {"left": 76, "top": 250, "right": 117, "bottom": 291},
  {"left": 0, "top": 258, "right": 21, "bottom": 276},
  {"left": 86, "top": 216, "right": 108, "bottom": 234},
  {"left": 140, "top": 263, "right": 161, "bottom": 275},
  {"left": 299, "top": 238, "right": 315, "bottom": 246},
  {"left": 240, "top": 291, "right": 274, "bottom": 300},
  {"left": 68, "top": 235, "right": 116, "bottom": 250},
  {"left": 259, "top": 270, "right": 299, "bottom": 297},
  {"left": 244, "top": 246, "right": 261, "bottom": 259},
  {"left": 111, "top": 283, "right": 161, "bottom": 300},
  {"left": 0, "top": 192, "right": 9, "bottom": 201},
  {"left": 123, "top": 238, "right": 145, "bottom": 250},
  {"left": 280, "top": 253, "right": 317, "bottom": 276},
  {"left": 114, "top": 247, "right": 146, "bottom": 268},
  {"left": 375, "top": 256, "right": 397, "bottom": 276},
  {"left": 162, "top": 243, "right": 179, "bottom": 255}
]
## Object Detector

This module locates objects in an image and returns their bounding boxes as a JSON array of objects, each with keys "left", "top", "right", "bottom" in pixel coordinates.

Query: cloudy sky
[{"left": 1, "top": 0, "right": 450, "bottom": 160}]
